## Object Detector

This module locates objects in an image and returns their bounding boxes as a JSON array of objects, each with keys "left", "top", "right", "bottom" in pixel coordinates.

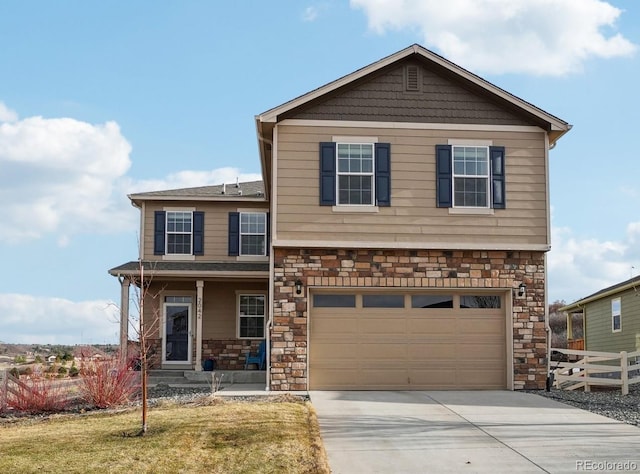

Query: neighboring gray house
[{"left": 561, "top": 276, "right": 640, "bottom": 354}]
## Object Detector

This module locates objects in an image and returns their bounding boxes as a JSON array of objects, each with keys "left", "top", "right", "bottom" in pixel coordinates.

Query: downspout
[
  {"left": 544, "top": 132, "right": 552, "bottom": 390},
  {"left": 264, "top": 124, "right": 278, "bottom": 392}
]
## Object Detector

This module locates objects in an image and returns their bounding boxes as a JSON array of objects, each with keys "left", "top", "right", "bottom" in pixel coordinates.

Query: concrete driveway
[{"left": 310, "top": 390, "right": 640, "bottom": 473}]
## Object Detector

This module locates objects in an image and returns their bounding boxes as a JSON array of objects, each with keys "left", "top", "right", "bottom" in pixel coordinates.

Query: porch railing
[
  {"left": 567, "top": 338, "right": 585, "bottom": 351},
  {"left": 550, "top": 348, "right": 640, "bottom": 395}
]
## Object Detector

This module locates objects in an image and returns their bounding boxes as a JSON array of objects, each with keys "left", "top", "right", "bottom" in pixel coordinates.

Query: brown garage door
[{"left": 309, "top": 291, "right": 507, "bottom": 390}]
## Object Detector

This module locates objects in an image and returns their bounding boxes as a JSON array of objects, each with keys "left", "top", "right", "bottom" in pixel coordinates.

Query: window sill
[
  {"left": 332, "top": 205, "right": 379, "bottom": 213},
  {"left": 448, "top": 207, "right": 495, "bottom": 216},
  {"left": 162, "top": 254, "right": 196, "bottom": 261}
]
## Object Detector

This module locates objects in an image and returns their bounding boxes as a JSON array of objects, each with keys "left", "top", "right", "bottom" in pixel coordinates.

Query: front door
[{"left": 163, "top": 298, "right": 192, "bottom": 364}]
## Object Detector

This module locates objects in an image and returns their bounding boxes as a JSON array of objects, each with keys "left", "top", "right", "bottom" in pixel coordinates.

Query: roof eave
[{"left": 560, "top": 279, "right": 640, "bottom": 312}]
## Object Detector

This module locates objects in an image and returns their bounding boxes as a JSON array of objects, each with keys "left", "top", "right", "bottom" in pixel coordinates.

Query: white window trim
[
  {"left": 237, "top": 292, "right": 267, "bottom": 339},
  {"left": 164, "top": 208, "right": 195, "bottom": 257},
  {"left": 451, "top": 145, "right": 491, "bottom": 209},
  {"left": 612, "top": 297, "right": 622, "bottom": 333},
  {"left": 336, "top": 142, "right": 376, "bottom": 207},
  {"left": 239, "top": 211, "right": 267, "bottom": 257}
]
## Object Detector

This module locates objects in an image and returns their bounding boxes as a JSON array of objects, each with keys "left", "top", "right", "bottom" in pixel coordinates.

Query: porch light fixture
[
  {"left": 295, "top": 279, "right": 303, "bottom": 295},
  {"left": 517, "top": 283, "right": 526, "bottom": 298}
]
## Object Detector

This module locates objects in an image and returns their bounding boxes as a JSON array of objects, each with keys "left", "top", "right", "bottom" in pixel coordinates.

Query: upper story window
[
  {"left": 319, "top": 141, "right": 391, "bottom": 207},
  {"left": 612, "top": 297, "right": 621, "bottom": 332},
  {"left": 453, "top": 146, "right": 489, "bottom": 208},
  {"left": 337, "top": 143, "right": 374, "bottom": 205},
  {"left": 154, "top": 209, "right": 204, "bottom": 257},
  {"left": 166, "top": 211, "right": 193, "bottom": 254},
  {"left": 240, "top": 212, "right": 267, "bottom": 256},
  {"left": 436, "top": 144, "right": 505, "bottom": 210},
  {"left": 228, "top": 211, "right": 269, "bottom": 257}
]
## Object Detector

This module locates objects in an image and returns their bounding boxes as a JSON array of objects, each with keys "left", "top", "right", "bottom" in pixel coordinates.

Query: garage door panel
[
  {"left": 313, "top": 316, "right": 358, "bottom": 335},
  {"left": 357, "top": 342, "right": 407, "bottom": 359},
  {"left": 310, "top": 291, "right": 507, "bottom": 390},
  {"left": 408, "top": 342, "right": 457, "bottom": 359},
  {"left": 408, "top": 317, "right": 456, "bottom": 334},
  {"left": 359, "top": 318, "right": 406, "bottom": 335}
]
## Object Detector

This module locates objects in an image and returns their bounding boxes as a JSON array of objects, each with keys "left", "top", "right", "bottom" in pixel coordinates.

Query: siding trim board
[
  {"left": 280, "top": 119, "right": 546, "bottom": 133},
  {"left": 273, "top": 239, "right": 551, "bottom": 252}
]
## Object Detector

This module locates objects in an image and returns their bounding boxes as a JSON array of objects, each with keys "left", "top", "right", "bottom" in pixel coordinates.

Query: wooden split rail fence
[
  {"left": 0, "top": 369, "right": 28, "bottom": 411},
  {"left": 549, "top": 348, "right": 640, "bottom": 395}
]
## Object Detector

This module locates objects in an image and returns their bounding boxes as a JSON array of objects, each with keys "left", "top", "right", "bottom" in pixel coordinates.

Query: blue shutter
[
  {"left": 154, "top": 211, "right": 166, "bottom": 255},
  {"left": 490, "top": 146, "right": 506, "bottom": 209},
  {"left": 436, "top": 145, "right": 452, "bottom": 208},
  {"left": 265, "top": 212, "right": 270, "bottom": 256},
  {"left": 193, "top": 211, "right": 204, "bottom": 255},
  {"left": 228, "top": 212, "right": 240, "bottom": 256},
  {"left": 375, "top": 143, "right": 391, "bottom": 207},
  {"left": 319, "top": 142, "right": 336, "bottom": 206}
]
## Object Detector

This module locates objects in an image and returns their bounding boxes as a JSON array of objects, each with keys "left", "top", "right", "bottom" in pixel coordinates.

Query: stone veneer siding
[
  {"left": 271, "top": 248, "right": 548, "bottom": 391},
  {"left": 146, "top": 338, "right": 262, "bottom": 370}
]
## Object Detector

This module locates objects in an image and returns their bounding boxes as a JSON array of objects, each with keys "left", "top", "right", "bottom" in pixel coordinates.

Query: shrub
[
  {"left": 58, "top": 366, "right": 68, "bottom": 375},
  {"left": 80, "top": 359, "right": 140, "bottom": 409},
  {"left": 6, "top": 375, "right": 69, "bottom": 413},
  {"left": 13, "top": 355, "right": 26, "bottom": 364},
  {"left": 9, "top": 367, "right": 19, "bottom": 378},
  {"left": 69, "top": 365, "right": 79, "bottom": 377},
  {"left": 21, "top": 367, "right": 33, "bottom": 377}
]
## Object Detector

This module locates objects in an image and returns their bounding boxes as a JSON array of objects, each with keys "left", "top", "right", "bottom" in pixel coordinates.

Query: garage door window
[
  {"left": 460, "top": 295, "right": 501, "bottom": 309},
  {"left": 313, "top": 294, "right": 356, "bottom": 307},
  {"left": 411, "top": 295, "right": 454, "bottom": 309},
  {"left": 363, "top": 294, "right": 404, "bottom": 308}
]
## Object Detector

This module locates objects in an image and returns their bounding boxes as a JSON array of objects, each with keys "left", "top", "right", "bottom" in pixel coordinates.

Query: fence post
[
  {"left": 584, "top": 354, "right": 590, "bottom": 392},
  {"left": 621, "top": 351, "right": 629, "bottom": 396}
]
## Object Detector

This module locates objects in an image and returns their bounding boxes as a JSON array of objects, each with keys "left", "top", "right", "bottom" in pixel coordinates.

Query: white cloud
[
  {"left": 351, "top": 0, "right": 636, "bottom": 75},
  {"left": 548, "top": 221, "right": 640, "bottom": 304},
  {"left": 303, "top": 6, "right": 320, "bottom": 22},
  {"left": 0, "top": 105, "right": 263, "bottom": 246},
  {"left": 0, "top": 102, "right": 18, "bottom": 122},
  {"left": 0, "top": 114, "right": 134, "bottom": 243},
  {"left": 0, "top": 294, "right": 120, "bottom": 345}
]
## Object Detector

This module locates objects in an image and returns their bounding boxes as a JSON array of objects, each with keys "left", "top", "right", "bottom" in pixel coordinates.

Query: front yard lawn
[{"left": 0, "top": 398, "right": 329, "bottom": 474}]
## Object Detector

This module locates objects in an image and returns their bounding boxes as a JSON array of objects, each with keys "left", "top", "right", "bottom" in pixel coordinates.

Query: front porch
[{"left": 109, "top": 260, "right": 269, "bottom": 372}]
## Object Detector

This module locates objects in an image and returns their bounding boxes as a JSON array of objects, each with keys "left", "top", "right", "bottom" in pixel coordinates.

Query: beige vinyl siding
[
  {"left": 141, "top": 200, "right": 269, "bottom": 261},
  {"left": 585, "top": 289, "right": 640, "bottom": 353},
  {"left": 142, "top": 280, "right": 268, "bottom": 340},
  {"left": 275, "top": 124, "right": 548, "bottom": 247}
]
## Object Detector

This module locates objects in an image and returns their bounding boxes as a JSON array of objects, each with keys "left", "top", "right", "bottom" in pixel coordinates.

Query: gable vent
[{"left": 406, "top": 65, "right": 419, "bottom": 91}]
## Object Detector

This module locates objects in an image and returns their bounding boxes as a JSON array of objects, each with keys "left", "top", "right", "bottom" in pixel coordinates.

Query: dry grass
[{"left": 0, "top": 398, "right": 330, "bottom": 474}]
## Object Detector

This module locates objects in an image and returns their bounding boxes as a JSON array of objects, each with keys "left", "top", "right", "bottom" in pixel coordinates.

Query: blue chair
[{"left": 244, "top": 340, "right": 266, "bottom": 370}]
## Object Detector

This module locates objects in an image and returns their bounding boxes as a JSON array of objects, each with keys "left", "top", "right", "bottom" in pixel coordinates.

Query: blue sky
[{"left": 0, "top": 0, "right": 638, "bottom": 344}]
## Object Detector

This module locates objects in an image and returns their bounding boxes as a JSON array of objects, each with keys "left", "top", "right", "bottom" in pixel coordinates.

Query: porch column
[
  {"left": 195, "top": 280, "right": 204, "bottom": 371},
  {"left": 118, "top": 276, "right": 130, "bottom": 364}
]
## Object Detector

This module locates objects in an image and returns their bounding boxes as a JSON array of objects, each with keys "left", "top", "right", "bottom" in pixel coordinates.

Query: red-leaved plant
[
  {"left": 7, "top": 374, "right": 69, "bottom": 413},
  {"left": 80, "top": 358, "right": 141, "bottom": 409}
]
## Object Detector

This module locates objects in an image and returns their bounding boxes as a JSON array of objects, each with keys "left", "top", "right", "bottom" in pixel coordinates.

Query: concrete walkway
[{"left": 310, "top": 390, "right": 640, "bottom": 473}]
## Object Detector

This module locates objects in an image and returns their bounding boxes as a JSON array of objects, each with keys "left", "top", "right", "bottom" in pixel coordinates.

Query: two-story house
[{"left": 110, "top": 44, "right": 570, "bottom": 391}]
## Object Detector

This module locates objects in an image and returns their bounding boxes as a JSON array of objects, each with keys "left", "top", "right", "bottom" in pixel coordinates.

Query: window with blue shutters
[
  {"left": 228, "top": 211, "right": 269, "bottom": 257},
  {"left": 436, "top": 144, "right": 506, "bottom": 209},
  {"left": 154, "top": 210, "right": 203, "bottom": 256},
  {"left": 319, "top": 141, "right": 391, "bottom": 207}
]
